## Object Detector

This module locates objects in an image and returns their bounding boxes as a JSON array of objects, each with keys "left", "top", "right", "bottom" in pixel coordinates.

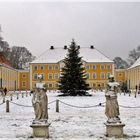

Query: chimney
[
  {"left": 64, "top": 45, "right": 67, "bottom": 49},
  {"left": 50, "top": 46, "right": 54, "bottom": 49},
  {"left": 90, "top": 45, "right": 94, "bottom": 49}
]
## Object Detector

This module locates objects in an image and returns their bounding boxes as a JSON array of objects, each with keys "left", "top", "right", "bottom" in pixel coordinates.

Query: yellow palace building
[
  {"left": 0, "top": 52, "right": 18, "bottom": 90},
  {"left": 0, "top": 64, "right": 18, "bottom": 90},
  {"left": 0, "top": 52, "right": 30, "bottom": 91},
  {"left": 30, "top": 45, "right": 114, "bottom": 90}
]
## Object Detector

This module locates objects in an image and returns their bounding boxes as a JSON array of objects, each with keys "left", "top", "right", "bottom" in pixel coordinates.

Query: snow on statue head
[
  {"left": 38, "top": 74, "right": 43, "bottom": 80},
  {"left": 108, "top": 74, "right": 120, "bottom": 90},
  {"left": 109, "top": 75, "right": 114, "bottom": 78},
  {"left": 36, "top": 74, "right": 45, "bottom": 89},
  {"left": 108, "top": 75, "right": 115, "bottom": 82}
]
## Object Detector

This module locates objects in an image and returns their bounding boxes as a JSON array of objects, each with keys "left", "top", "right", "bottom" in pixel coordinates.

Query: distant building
[
  {"left": 0, "top": 52, "right": 18, "bottom": 90},
  {"left": 30, "top": 46, "right": 114, "bottom": 90},
  {"left": 126, "top": 57, "right": 140, "bottom": 90},
  {"left": 114, "top": 69, "right": 126, "bottom": 86},
  {"left": 0, "top": 52, "right": 30, "bottom": 91},
  {"left": 18, "top": 69, "right": 30, "bottom": 90}
]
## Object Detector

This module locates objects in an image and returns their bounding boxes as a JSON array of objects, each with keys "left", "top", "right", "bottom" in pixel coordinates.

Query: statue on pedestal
[
  {"left": 105, "top": 75, "right": 121, "bottom": 123},
  {"left": 32, "top": 75, "right": 48, "bottom": 124},
  {"left": 30, "top": 74, "right": 50, "bottom": 138},
  {"left": 105, "top": 75, "right": 125, "bottom": 138}
]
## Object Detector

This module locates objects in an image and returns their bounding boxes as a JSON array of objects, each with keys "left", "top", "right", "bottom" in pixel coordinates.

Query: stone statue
[
  {"left": 32, "top": 75, "right": 48, "bottom": 123},
  {"left": 105, "top": 75, "right": 121, "bottom": 123}
]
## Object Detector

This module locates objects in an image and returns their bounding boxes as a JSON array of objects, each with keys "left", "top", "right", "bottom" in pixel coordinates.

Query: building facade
[
  {"left": 0, "top": 53, "right": 30, "bottom": 91},
  {"left": 114, "top": 69, "right": 126, "bottom": 86},
  {"left": 30, "top": 46, "right": 114, "bottom": 90},
  {"left": 19, "top": 70, "right": 30, "bottom": 90},
  {"left": 126, "top": 58, "right": 140, "bottom": 90},
  {"left": 0, "top": 64, "right": 18, "bottom": 90}
]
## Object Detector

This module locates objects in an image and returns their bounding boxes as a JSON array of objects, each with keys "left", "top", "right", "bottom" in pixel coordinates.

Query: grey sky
[{"left": 0, "top": 1, "right": 140, "bottom": 60}]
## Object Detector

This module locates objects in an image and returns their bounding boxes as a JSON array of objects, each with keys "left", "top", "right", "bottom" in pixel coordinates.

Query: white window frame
[
  {"left": 54, "top": 74, "right": 59, "bottom": 79},
  {"left": 48, "top": 65, "right": 53, "bottom": 70},
  {"left": 22, "top": 81, "right": 26, "bottom": 87},
  {"left": 92, "top": 65, "right": 96, "bottom": 70},
  {"left": 100, "top": 73, "right": 105, "bottom": 79},
  {"left": 40, "top": 66, "right": 44, "bottom": 70},
  {"left": 92, "top": 73, "right": 96, "bottom": 79},
  {"left": 34, "top": 74, "right": 38, "bottom": 80},
  {"left": 86, "top": 65, "right": 90, "bottom": 70},
  {"left": 86, "top": 73, "right": 90, "bottom": 79},
  {"left": 34, "top": 66, "right": 38, "bottom": 70},
  {"left": 48, "top": 73, "right": 53, "bottom": 80},
  {"left": 100, "top": 65, "right": 104, "bottom": 70}
]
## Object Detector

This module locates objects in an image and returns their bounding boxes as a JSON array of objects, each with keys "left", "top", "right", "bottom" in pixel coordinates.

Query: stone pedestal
[
  {"left": 105, "top": 123, "right": 125, "bottom": 138},
  {"left": 30, "top": 123, "right": 50, "bottom": 138}
]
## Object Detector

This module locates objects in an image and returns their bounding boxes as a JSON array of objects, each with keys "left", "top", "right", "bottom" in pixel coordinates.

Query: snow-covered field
[{"left": 0, "top": 91, "right": 140, "bottom": 140}]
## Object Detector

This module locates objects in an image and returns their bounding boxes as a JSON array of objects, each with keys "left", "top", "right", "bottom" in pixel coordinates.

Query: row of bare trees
[
  {"left": 113, "top": 46, "right": 140, "bottom": 69},
  {"left": 0, "top": 28, "right": 35, "bottom": 69}
]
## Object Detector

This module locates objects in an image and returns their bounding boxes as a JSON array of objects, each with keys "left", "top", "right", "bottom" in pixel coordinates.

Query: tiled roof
[{"left": 31, "top": 46, "right": 113, "bottom": 64}]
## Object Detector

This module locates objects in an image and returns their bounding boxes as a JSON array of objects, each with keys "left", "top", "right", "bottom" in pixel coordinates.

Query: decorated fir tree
[{"left": 59, "top": 40, "right": 90, "bottom": 96}]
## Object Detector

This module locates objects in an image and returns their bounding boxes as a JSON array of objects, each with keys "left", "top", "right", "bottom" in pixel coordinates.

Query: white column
[
  {"left": 112, "top": 63, "right": 115, "bottom": 76},
  {"left": 30, "top": 64, "right": 32, "bottom": 90}
]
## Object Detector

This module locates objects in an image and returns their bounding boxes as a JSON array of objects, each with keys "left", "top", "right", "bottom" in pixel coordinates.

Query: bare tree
[
  {"left": 113, "top": 57, "right": 129, "bottom": 69},
  {"left": 127, "top": 46, "right": 140, "bottom": 65},
  {"left": 9, "top": 46, "right": 35, "bottom": 69},
  {"left": 0, "top": 35, "right": 10, "bottom": 58}
]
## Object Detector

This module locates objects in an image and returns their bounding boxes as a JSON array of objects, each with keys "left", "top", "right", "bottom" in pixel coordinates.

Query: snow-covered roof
[
  {"left": 31, "top": 47, "right": 113, "bottom": 64},
  {"left": 128, "top": 57, "right": 140, "bottom": 69}
]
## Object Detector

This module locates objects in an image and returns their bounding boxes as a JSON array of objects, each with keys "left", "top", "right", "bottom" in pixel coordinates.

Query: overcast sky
[{"left": 0, "top": 1, "right": 140, "bottom": 60}]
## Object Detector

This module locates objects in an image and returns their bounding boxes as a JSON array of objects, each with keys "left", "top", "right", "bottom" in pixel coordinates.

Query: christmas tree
[{"left": 59, "top": 40, "right": 90, "bottom": 96}]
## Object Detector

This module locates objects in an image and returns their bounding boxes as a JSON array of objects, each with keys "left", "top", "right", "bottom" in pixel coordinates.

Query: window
[
  {"left": 93, "top": 83, "right": 96, "bottom": 88},
  {"left": 100, "top": 65, "right": 104, "bottom": 70},
  {"left": 101, "top": 83, "right": 104, "bottom": 87},
  {"left": 22, "top": 81, "right": 26, "bottom": 87},
  {"left": 54, "top": 65, "right": 59, "bottom": 70},
  {"left": 86, "top": 73, "right": 90, "bottom": 79},
  {"left": 48, "top": 83, "right": 53, "bottom": 88},
  {"left": 92, "top": 65, "right": 96, "bottom": 70},
  {"left": 119, "top": 73, "right": 122, "bottom": 77},
  {"left": 107, "top": 73, "right": 111, "bottom": 79},
  {"left": 55, "top": 83, "right": 59, "bottom": 88},
  {"left": 86, "top": 65, "right": 90, "bottom": 70},
  {"left": 48, "top": 74, "right": 53, "bottom": 79},
  {"left": 40, "top": 66, "right": 44, "bottom": 70},
  {"left": 34, "top": 66, "right": 37, "bottom": 70},
  {"left": 100, "top": 73, "right": 105, "bottom": 79},
  {"left": 34, "top": 74, "right": 38, "bottom": 80},
  {"left": 107, "top": 65, "right": 111, "bottom": 70},
  {"left": 54, "top": 74, "right": 59, "bottom": 79},
  {"left": 22, "top": 74, "right": 26, "bottom": 78},
  {"left": 48, "top": 65, "right": 53, "bottom": 70},
  {"left": 92, "top": 73, "right": 96, "bottom": 79}
]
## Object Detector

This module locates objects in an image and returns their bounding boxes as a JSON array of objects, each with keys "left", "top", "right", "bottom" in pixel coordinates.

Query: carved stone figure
[
  {"left": 105, "top": 75, "right": 121, "bottom": 123},
  {"left": 32, "top": 75, "right": 48, "bottom": 123}
]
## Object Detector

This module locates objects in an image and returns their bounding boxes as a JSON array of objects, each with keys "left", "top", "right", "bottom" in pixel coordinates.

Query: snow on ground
[{"left": 0, "top": 91, "right": 140, "bottom": 140}]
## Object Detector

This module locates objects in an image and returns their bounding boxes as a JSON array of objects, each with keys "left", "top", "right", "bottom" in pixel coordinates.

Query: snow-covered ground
[{"left": 0, "top": 91, "right": 140, "bottom": 140}]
